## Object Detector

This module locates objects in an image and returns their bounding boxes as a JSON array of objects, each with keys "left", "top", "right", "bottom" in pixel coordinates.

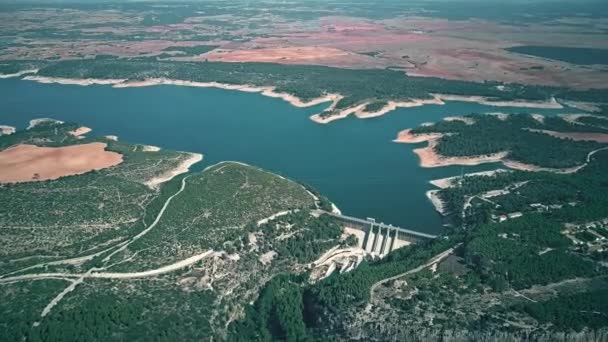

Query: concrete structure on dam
[{"left": 321, "top": 211, "right": 437, "bottom": 258}]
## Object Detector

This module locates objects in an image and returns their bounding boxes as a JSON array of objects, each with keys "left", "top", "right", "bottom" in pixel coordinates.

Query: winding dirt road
[
  {"left": 0, "top": 250, "right": 214, "bottom": 284},
  {"left": 369, "top": 244, "right": 461, "bottom": 302},
  {"left": 102, "top": 174, "right": 191, "bottom": 263}
]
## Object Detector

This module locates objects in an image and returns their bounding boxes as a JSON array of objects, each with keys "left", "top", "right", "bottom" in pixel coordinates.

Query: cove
[{"left": 0, "top": 78, "right": 575, "bottom": 234}]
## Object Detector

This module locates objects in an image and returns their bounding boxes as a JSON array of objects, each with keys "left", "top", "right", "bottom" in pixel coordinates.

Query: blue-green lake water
[{"left": 0, "top": 78, "right": 573, "bottom": 234}]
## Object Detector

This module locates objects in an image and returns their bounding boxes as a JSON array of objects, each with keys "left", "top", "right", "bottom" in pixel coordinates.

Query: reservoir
[{"left": 0, "top": 78, "right": 573, "bottom": 234}]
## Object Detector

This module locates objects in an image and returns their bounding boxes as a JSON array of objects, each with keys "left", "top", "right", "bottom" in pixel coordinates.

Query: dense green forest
[
  {"left": 579, "top": 115, "right": 608, "bottom": 128},
  {"left": 0, "top": 121, "right": 202, "bottom": 273},
  {"left": 229, "top": 275, "right": 309, "bottom": 341},
  {"left": 411, "top": 114, "right": 607, "bottom": 168},
  {"left": 19, "top": 58, "right": 604, "bottom": 117},
  {"left": 225, "top": 237, "right": 457, "bottom": 340},
  {"left": 2, "top": 106, "right": 608, "bottom": 339},
  {"left": 464, "top": 215, "right": 599, "bottom": 290},
  {"left": 516, "top": 287, "right": 608, "bottom": 331},
  {"left": 0, "top": 60, "right": 43, "bottom": 74},
  {"left": 0, "top": 123, "right": 340, "bottom": 341},
  {"left": 23, "top": 58, "right": 567, "bottom": 108},
  {"left": 256, "top": 211, "right": 344, "bottom": 263},
  {"left": 285, "top": 150, "right": 608, "bottom": 337}
]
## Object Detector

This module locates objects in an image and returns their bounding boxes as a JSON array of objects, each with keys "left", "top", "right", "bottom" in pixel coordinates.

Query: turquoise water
[{"left": 0, "top": 78, "right": 573, "bottom": 234}]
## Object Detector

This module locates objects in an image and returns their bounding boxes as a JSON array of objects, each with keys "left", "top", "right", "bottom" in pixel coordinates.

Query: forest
[
  {"left": 31, "top": 59, "right": 567, "bottom": 110},
  {"left": 256, "top": 211, "right": 344, "bottom": 264},
  {"left": 288, "top": 150, "right": 608, "bottom": 336},
  {"left": 229, "top": 275, "right": 309, "bottom": 341},
  {"left": 516, "top": 288, "right": 608, "bottom": 331},
  {"left": 411, "top": 114, "right": 607, "bottom": 168},
  {"left": 21, "top": 58, "right": 606, "bottom": 118}
]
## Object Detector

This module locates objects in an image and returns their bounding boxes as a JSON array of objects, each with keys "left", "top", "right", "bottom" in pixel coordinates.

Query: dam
[{"left": 321, "top": 211, "right": 437, "bottom": 258}]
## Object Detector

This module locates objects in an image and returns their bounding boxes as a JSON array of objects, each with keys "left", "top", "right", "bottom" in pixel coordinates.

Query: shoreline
[
  {"left": 0, "top": 125, "right": 16, "bottom": 136},
  {"left": 426, "top": 190, "right": 447, "bottom": 215},
  {"left": 0, "top": 142, "right": 123, "bottom": 184},
  {"left": 141, "top": 144, "right": 161, "bottom": 152},
  {"left": 395, "top": 128, "right": 589, "bottom": 173},
  {"left": 27, "top": 118, "right": 64, "bottom": 129},
  {"left": 68, "top": 126, "right": 92, "bottom": 137},
  {"left": 431, "top": 94, "right": 564, "bottom": 109},
  {"left": 429, "top": 169, "right": 509, "bottom": 189},
  {"left": 21, "top": 75, "right": 567, "bottom": 124},
  {"left": 23, "top": 75, "right": 341, "bottom": 112},
  {"left": 558, "top": 100, "right": 603, "bottom": 113},
  {"left": 394, "top": 129, "right": 506, "bottom": 168},
  {"left": 310, "top": 97, "right": 446, "bottom": 124},
  {"left": 0, "top": 69, "right": 39, "bottom": 79},
  {"left": 144, "top": 152, "right": 203, "bottom": 189}
]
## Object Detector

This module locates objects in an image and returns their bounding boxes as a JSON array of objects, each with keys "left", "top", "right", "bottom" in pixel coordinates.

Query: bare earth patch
[
  {"left": 144, "top": 152, "right": 203, "bottom": 189},
  {"left": 0, "top": 125, "right": 16, "bottom": 135},
  {"left": 68, "top": 126, "right": 92, "bottom": 137},
  {"left": 141, "top": 145, "right": 161, "bottom": 152},
  {"left": 444, "top": 116, "right": 475, "bottom": 125},
  {"left": 0, "top": 143, "right": 123, "bottom": 183},
  {"left": 200, "top": 46, "right": 382, "bottom": 68}
]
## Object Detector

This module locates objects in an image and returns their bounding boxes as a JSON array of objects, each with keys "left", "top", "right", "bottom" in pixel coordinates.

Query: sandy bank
[
  {"left": 24, "top": 76, "right": 344, "bottom": 115},
  {"left": 559, "top": 113, "right": 606, "bottom": 126},
  {"left": 486, "top": 112, "right": 510, "bottom": 121},
  {"left": 68, "top": 126, "right": 92, "bottom": 137},
  {"left": 393, "top": 129, "right": 443, "bottom": 144},
  {"left": 530, "top": 114, "right": 545, "bottom": 124},
  {"left": 310, "top": 102, "right": 368, "bottom": 124},
  {"left": 141, "top": 145, "right": 161, "bottom": 152},
  {"left": 558, "top": 100, "right": 602, "bottom": 113},
  {"left": 22, "top": 76, "right": 566, "bottom": 125},
  {"left": 23, "top": 75, "right": 127, "bottom": 86},
  {"left": 426, "top": 190, "right": 447, "bottom": 215},
  {"left": 355, "top": 98, "right": 445, "bottom": 119},
  {"left": 27, "top": 118, "right": 64, "bottom": 129},
  {"left": 310, "top": 93, "right": 559, "bottom": 124},
  {"left": 310, "top": 97, "right": 445, "bottom": 124},
  {"left": 144, "top": 152, "right": 203, "bottom": 189},
  {"left": 415, "top": 140, "right": 508, "bottom": 168},
  {"left": 432, "top": 94, "right": 563, "bottom": 109},
  {"left": 104, "top": 135, "right": 118, "bottom": 141},
  {"left": 396, "top": 128, "right": 593, "bottom": 173},
  {"left": 395, "top": 129, "right": 508, "bottom": 168},
  {"left": 444, "top": 116, "right": 475, "bottom": 125},
  {"left": 0, "top": 142, "right": 123, "bottom": 184},
  {"left": 113, "top": 78, "right": 344, "bottom": 110},
  {"left": 331, "top": 203, "right": 342, "bottom": 215},
  {"left": 0, "top": 125, "right": 16, "bottom": 135},
  {"left": 501, "top": 160, "right": 584, "bottom": 174},
  {"left": 430, "top": 169, "right": 509, "bottom": 189},
  {"left": 0, "top": 69, "right": 38, "bottom": 79}
]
